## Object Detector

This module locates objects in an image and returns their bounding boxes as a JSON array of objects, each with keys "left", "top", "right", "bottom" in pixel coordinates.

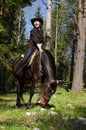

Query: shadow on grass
[
  {"left": 29, "top": 103, "right": 55, "bottom": 109},
  {"left": 0, "top": 117, "right": 22, "bottom": 130},
  {"left": 0, "top": 98, "right": 15, "bottom": 102},
  {"left": 37, "top": 106, "right": 86, "bottom": 130},
  {"left": 14, "top": 103, "right": 56, "bottom": 110},
  {"left": 0, "top": 111, "right": 86, "bottom": 130},
  {"left": 0, "top": 97, "right": 16, "bottom": 109},
  {"left": 74, "top": 106, "right": 86, "bottom": 118},
  {"left": 0, "top": 103, "right": 86, "bottom": 130}
]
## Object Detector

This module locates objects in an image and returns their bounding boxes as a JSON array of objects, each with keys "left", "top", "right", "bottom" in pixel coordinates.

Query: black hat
[{"left": 31, "top": 18, "right": 43, "bottom": 26}]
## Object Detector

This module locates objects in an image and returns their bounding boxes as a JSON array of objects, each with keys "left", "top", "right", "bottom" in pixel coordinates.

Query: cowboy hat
[{"left": 31, "top": 18, "right": 43, "bottom": 26}]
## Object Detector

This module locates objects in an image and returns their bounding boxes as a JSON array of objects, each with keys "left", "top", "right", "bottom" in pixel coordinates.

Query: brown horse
[{"left": 12, "top": 49, "right": 57, "bottom": 108}]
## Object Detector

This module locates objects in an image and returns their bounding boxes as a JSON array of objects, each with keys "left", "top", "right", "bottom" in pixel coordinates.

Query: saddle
[
  {"left": 27, "top": 50, "right": 39, "bottom": 66},
  {"left": 27, "top": 50, "right": 43, "bottom": 76}
]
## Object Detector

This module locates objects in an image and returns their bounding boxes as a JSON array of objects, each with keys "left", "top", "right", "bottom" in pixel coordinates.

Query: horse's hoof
[
  {"left": 26, "top": 106, "right": 30, "bottom": 109},
  {"left": 40, "top": 104, "right": 46, "bottom": 108},
  {"left": 26, "top": 105, "right": 30, "bottom": 109},
  {"left": 16, "top": 103, "right": 22, "bottom": 108}
]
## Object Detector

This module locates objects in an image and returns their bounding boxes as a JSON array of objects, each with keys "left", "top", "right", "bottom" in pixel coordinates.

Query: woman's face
[{"left": 34, "top": 20, "right": 41, "bottom": 28}]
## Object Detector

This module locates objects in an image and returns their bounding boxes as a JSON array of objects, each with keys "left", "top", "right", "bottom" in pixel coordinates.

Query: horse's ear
[
  {"left": 50, "top": 80, "right": 57, "bottom": 86},
  {"left": 51, "top": 81, "right": 57, "bottom": 92}
]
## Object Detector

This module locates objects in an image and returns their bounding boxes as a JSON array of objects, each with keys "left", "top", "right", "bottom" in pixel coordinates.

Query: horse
[{"left": 12, "top": 49, "right": 57, "bottom": 108}]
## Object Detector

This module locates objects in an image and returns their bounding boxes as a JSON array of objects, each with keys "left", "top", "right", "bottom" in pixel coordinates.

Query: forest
[
  {"left": 0, "top": 0, "right": 86, "bottom": 93},
  {"left": 0, "top": 0, "right": 86, "bottom": 130}
]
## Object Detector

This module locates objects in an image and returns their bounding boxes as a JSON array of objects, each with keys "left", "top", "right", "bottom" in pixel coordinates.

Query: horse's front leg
[
  {"left": 26, "top": 78, "right": 36, "bottom": 109},
  {"left": 15, "top": 80, "right": 22, "bottom": 107},
  {"left": 16, "top": 80, "right": 25, "bottom": 107},
  {"left": 19, "top": 81, "right": 25, "bottom": 105}
]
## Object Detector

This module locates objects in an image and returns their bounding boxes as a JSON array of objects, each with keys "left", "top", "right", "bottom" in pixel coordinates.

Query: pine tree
[
  {"left": 34, "top": 6, "right": 43, "bottom": 18},
  {"left": 16, "top": 9, "right": 26, "bottom": 46},
  {"left": 0, "top": 0, "right": 36, "bottom": 93}
]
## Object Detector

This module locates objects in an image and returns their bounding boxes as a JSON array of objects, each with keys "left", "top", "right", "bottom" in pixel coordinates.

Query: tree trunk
[
  {"left": 16, "top": 10, "right": 21, "bottom": 45},
  {"left": 83, "top": 0, "right": 86, "bottom": 40},
  {"left": 45, "top": 0, "right": 52, "bottom": 50},
  {"left": 0, "top": 65, "right": 6, "bottom": 93},
  {"left": 72, "top": 0, "right": 86, "bottom": 92},
  {"left": 70, "top": 33, "right": 77, "bottom": 89},
  {"left": 55, "top": 3, "right": 58, "bottom": 67},
  {"left": 0, "top": 7, "right": 3, "bottom": 15},
  {"left": 7, "top": 4, "right": 16, "bottom": 44}
]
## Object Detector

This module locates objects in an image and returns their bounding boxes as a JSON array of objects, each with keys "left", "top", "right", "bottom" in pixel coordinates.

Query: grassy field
[{"left": 0, "top": 87, "right": 86, "bottom": 130}]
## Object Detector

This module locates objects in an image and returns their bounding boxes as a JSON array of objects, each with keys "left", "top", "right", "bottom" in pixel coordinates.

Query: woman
[{"left": 17, "top": 18, "right": 44, "bottom": 75}]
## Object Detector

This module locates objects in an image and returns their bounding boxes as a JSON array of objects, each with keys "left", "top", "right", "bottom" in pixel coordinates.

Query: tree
[
  {"left": 0, "top": 0, "right": 36, "bottom": 45},
  {"left": 45, "top": 0, "right": 52, "bottom": 50},
  {"left": 51, "top": 0, "right": 71, "bottom": 80},
  {"left": 72, "top": 0, "right": 86, "bottom": 92},
  {"left": 16, "top": 9, "right": 26, "bottom": 46},
  {"left": 34, "top": 6, "right": 43, "bottom": 18},
  {"left": 54, "top": 2, "right": 58, "bottom": 67},
  {"left": 0, "top": 0, "right": 36, "bottom": 93}
]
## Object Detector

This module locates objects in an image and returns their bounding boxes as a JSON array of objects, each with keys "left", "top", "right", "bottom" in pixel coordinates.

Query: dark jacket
[{"left": 28, "top": 27, "right": 44, "bottom": 48}]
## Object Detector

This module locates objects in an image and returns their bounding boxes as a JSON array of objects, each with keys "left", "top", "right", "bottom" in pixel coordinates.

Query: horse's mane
[{"left": 41, "top": 49, "right": 57, "bottom": 79}]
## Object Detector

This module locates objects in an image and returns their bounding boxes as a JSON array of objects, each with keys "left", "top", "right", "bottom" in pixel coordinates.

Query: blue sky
[{"left": 24, "top": 0, "right": 47, "bottom": 38}]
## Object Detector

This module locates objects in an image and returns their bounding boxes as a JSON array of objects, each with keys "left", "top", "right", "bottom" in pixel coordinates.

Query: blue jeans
[
  {"left": 17, "top": 47, "right": 35, "bottom": 75},
  {"left": 22, "top": 47, "right": 35, "bottom": 64}
]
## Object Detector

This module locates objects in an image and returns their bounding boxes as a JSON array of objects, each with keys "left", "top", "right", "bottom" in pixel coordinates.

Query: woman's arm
[{"left": 30, "top": 29, "right": 43, "bottom": 52}]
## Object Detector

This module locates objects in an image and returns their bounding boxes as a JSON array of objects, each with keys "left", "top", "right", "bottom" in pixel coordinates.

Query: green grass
[{"left": 0, "top": 87, "right": 86, "bottom": 130}]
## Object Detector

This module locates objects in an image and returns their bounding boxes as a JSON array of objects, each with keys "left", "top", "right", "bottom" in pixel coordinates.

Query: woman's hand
[{"left": 37, "top": 43, "right": 43, "bottom": 53}]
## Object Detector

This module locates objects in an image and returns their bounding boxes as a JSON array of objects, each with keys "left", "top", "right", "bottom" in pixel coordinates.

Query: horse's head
[
  {"left": 38, "top": 80, "right": 57, "bottom": 107},
  {"left": 38, "top": 50, "right": 57, "bottom": 107}
]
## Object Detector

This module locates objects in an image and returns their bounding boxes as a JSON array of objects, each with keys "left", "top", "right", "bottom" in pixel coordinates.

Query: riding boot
[
  {"left": 16, "top": 61, "right": 25, "bottom": 76},
  {"left": 16, "top": 47, "right": 35, "bottom": 76}
]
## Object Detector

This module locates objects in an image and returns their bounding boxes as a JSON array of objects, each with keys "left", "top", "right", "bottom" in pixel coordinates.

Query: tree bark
[
  {"left": 72, "top": 0, "right": 86, "bottom": 92},
  {"left": 70, "top": 32, "right": 77, "bottom": 89},
  {"left": 45, "top": 0, "right": 52, "bottom": 50},
  {"left": 55, "top": 3, "right": 58, "bottom": 67},
  {"left": 0, "top": 65, "right": 6, "bottom": 93},
  {"left": 0, "top": 7, "right": 3, "bottom": 15}
]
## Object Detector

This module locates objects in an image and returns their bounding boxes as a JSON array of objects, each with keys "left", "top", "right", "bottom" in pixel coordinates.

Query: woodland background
[{"left": 0, "top": 0, "right": 86, "bottom": 93}]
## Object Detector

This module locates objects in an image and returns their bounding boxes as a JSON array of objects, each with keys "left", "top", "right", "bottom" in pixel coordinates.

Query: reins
[
  {"left": 39, "top": 52, "right": 42, "bottom": 84},
  {"left": 36, "top": 51, "right": 42, "bottom": 89}
]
